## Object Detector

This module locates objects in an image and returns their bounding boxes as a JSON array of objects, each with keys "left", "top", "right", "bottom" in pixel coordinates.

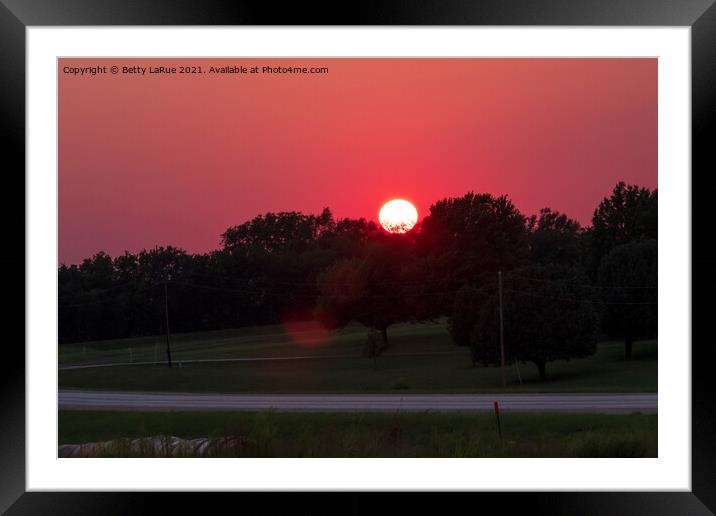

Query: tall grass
[{"left": 58, "top": 411, "right": 657, "bottom": 458}]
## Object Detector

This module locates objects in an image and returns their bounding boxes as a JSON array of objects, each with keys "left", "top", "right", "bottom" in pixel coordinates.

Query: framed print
[{"left": 3, "top": 0, "right": 715, "bottom": 514}]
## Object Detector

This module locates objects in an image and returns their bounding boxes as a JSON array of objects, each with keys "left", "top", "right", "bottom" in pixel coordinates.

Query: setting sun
[{"left": 378, "top": 199, "right": 418, "bottom": 234}]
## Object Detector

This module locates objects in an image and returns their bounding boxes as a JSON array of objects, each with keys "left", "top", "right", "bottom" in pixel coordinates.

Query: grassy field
[
  {"left": 59, "top": 321, "right": 448, "bottom": 366},
  {"left": 58, "top": 321, "right": 657, "bottom": 394},
  {"left": 58, "top": 410, "right": 657, "bottom": 457}
]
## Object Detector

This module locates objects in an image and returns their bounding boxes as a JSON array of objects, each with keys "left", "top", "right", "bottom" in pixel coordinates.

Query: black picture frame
[{"left": 2, "top": 1, "right": 714, "bottom": 513}]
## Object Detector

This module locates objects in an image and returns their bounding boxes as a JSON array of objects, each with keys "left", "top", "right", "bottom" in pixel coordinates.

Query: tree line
[{"left": 59, "top": 182, "right": 657, "bottom": 378}]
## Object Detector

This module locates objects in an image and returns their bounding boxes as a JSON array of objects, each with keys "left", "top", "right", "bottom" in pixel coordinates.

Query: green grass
[
  {"left": 58, "top": 410, "right": 657, "bottom": 457},
  {"left": 59, "top": 322, "right": 382, "bottom": 365},
  {"left": 58, "top": 321, "right": 657, "bottom": 393}
]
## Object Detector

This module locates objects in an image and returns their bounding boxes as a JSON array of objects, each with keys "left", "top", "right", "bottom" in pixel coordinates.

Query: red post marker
[{"left": 494, "top": 401, "right": 503, "bottom": 442}]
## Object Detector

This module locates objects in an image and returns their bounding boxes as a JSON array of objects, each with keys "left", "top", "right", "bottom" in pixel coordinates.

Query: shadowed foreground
[{"left": 58, "top": 411, "right": 657, "bottom": 457}]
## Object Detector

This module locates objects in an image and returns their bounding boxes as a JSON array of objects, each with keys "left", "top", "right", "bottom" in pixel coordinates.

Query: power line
[
  {"left": 180, "top": 269, "right": 458, "bottom": 289},
  {"left": 501, "top": 288, "right": 657, "bottom": 306},
  {"left": 57, "top": 278, "right": 149, "bottom": 302},
  {"left": 58, "top": 284, "right": 159, "bottom": 307},
  {"left": 58, "top": 279, "right": 657, "bottom": 306},
  {"left": 58, "top": 274, "right": 657, "bottom": 309},
  {"left": 61, "top": 260, "right": 657, "bottom": 293},
  {"left": 169, "top": 280, "right": 460, "bottom": 299},
  {"left": 503, "top": 272, "right": 656, "bottom": 289}
]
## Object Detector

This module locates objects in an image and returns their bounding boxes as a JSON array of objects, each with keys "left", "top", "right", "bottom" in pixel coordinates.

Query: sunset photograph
[{"left": 57, "top": 57, "right": 657, "bottom": 458}]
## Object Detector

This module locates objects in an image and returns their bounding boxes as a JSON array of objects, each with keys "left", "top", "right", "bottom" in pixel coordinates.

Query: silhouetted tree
[
  {"left": 58, "top": 211, "right": 392, "bottom": 343},
  {"left": 527, "top": 208, "right": 582, "bottom": 267},
  {"left": 598, "top": 239, "right": 657, "bottom": 360},
  {"left": 315, "top": 237, "right": 410, "bottom": 357},
  {"left": 221, "top": 208, "right": 335, "bottom": 255},
  {"left": 446, "top": 285, "right": 486, "bottom": 367},
  {"left": 415, "top": 192, "right": 529, "bottom": 318},
  {"left": 450, "top": 265, "right": 599, "bottom": 380},
  {"left": 58, "top": 186, "right": 657, "bottom": 348},
  {"left": 591, "top": 182, "right": 657, "bottom": 276}
]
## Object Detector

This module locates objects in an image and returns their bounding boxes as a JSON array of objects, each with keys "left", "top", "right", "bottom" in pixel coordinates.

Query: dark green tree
[
  {"left": 447, "top": 285, "right": 487, "bottom": 367},
  {"left": 415, "top": 192, "right": 529, "bottom": 317},
  {"left": 591, "top": 182, "right": 657, "bottom": 275},
  {"left": 450, "top": 265, "right": 599, "bottom": 380},
  {"left": 78, "top": 251, "right": 114, "bottom": 289},
  {"left": 598, "top": 239, "right": 657, "bottom": 360},
  {"left": 527, "top": 208, "right": 582, "bottom": 266},
  {"left": 315, "top": 237, "right": 410, "bottom": 357},
  {"left": 221, "top": 209, "right": 338, "bottom": 322},
  {"left": 221, "top": 208, "right": 335, "bottom": 255}
]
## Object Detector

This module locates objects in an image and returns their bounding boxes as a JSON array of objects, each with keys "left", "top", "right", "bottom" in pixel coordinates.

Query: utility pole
[
  {"left": 498, "top": 270, "right": 506, "bottom": 387},
  {"left": 164, "top": 275, "right": 173, "bottom": 368}
]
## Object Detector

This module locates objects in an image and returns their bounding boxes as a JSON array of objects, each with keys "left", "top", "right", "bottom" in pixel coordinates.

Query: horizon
[{"left": 58, "top": 184, "right": 653, "bottom": 265}]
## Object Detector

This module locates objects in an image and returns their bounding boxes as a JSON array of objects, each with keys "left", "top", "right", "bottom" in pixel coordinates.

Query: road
[{"left": 58, "top": 391, "right": 657, "bottom": 413}]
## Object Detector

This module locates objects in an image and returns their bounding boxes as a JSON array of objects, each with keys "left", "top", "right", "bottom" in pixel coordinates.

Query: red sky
[{"left": 59, "top": 58, "right": 656, "bottom": 265}]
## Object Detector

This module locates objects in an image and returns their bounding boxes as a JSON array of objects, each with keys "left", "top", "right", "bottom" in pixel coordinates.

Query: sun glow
[{"left": 379, "top": 199, "right": 418, "bottom": 234}]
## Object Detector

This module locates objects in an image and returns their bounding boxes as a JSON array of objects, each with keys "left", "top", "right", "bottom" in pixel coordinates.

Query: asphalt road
[{"left": 58, "top": 391, "right": 657, "bottom": 413}]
